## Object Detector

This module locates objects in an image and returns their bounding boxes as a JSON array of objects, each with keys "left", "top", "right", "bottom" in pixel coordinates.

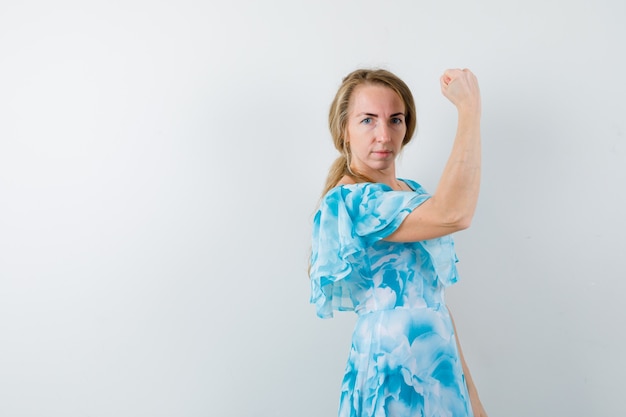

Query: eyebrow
[{"left": 357, "top": 112, "right": 406, "bottom": 118}]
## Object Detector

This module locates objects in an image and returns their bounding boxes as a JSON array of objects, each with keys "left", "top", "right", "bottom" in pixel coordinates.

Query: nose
[{"left": 376, "top": 122, "right": 391, "bottom": 143}]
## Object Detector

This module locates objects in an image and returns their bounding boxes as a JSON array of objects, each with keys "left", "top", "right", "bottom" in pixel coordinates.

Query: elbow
[
  {"left": 456, "top": 217, "right": 472, "bottom": 231},
  {"left": 424, "top": 197, "right": 477, "bottom": 233},
  {"left": 443, "top": 212, "right": 473, "bottom": 232}
]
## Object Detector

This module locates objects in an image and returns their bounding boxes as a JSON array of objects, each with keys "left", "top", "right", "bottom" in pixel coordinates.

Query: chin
[{"left": 370, "top": 160, "right": 395, "bottom": 168}]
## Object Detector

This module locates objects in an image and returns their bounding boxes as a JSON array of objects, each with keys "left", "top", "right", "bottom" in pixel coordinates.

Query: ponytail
[
  {"left": 320, "top": 154, "right": 375, "bottom": 199},
  {"left": 322, "top": 155, "right": 349, "bottom": 197}
]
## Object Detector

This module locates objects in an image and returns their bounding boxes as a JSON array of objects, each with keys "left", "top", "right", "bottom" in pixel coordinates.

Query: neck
[{"left": 349, "top": 166, "right": 402, "bottom": 190}]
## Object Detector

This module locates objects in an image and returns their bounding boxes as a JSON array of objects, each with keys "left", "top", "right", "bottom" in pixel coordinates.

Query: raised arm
[{"left": 386, "top": 68, "right": 482, "bottom": 242}]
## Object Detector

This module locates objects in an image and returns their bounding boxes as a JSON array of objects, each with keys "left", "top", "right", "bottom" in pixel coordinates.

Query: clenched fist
[{"left": 440, "top": 68, "right": 481, "bottom": 113}]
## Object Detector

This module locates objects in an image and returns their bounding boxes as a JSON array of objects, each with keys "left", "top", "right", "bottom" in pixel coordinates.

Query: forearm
[{"left": 429, "top": 109, "right": 481, "bottom": 228}]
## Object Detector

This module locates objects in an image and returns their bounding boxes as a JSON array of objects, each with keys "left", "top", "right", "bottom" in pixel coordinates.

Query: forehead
[{"left": 349, "top": 83, "right": 405, "bottom": 113}]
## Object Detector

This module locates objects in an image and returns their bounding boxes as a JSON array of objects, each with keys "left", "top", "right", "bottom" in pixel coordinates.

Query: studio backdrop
[{"left": 0, "top": 1, "right": 624, "bottom": 416}]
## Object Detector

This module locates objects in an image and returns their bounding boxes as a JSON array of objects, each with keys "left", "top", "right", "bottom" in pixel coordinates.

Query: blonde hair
[{"left": 321, "top": 68, "right": 417, "bottom": 197}]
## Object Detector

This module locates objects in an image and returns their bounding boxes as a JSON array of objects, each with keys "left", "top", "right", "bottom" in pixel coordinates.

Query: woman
[{"left": 309, "top": 68, "right": 487, "bottom": 417}]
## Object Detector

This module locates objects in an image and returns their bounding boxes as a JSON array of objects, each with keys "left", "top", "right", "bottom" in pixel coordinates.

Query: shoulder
[
  {"left": 336, "top": 175, "right": 356, "bottom": 186},
  {"left": 318, "top": 182, "right": 384, "bottom": 217},
  {"left": 318, "top": 181, "right": 417, "bottom": 222},
  {"left": 323, "top": 180, "right": 390, "bottom": 201}
]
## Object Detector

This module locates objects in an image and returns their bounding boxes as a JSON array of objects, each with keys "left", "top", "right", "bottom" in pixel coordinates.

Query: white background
[{"left": 1, "top": 1, "right": 624, "bottom": 416}]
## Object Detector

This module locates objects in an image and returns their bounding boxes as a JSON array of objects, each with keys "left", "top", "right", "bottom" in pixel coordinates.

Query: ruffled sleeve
[
  {"left": 309, "top": 183, "right": 431, "bottom": 318},
  {"left": 420, "top": 235, "right": 459, "bottom": 288}
]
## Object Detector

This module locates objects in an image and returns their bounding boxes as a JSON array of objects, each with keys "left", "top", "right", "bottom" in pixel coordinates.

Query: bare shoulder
[{"left": 336, "top": 175, "right": 356, "bottom": 186}]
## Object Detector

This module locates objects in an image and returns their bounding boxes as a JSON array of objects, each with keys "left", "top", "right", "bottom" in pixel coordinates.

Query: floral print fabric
[{"left": 310, "top": 180, "right": 473, "bottom": 417}]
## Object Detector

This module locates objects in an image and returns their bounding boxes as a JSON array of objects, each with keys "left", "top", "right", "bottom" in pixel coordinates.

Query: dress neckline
[{"left": 397, "top": 178, "right": 415, "bottom": 191}]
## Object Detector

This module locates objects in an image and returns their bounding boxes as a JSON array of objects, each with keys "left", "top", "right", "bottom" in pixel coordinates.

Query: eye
[
  {"left": 360, "top": 117, "right": 372, "bottom": 125},
  {"left": 391, "top": 117, "right": 404, "bottom": 125}
]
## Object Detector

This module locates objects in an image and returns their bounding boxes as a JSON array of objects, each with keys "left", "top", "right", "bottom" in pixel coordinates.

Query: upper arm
[{"left": 383, "top": 197, "right": 470, "bottom": 242}]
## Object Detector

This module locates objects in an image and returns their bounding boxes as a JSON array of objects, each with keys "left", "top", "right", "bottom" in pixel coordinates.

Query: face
[{"left": 345, "top": 84, "right": 407, "bottom": 178}]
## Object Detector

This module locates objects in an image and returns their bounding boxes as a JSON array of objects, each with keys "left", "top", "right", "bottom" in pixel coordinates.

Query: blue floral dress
[{"left": 309, "top": 179, "right": 473, "bottom": 417}]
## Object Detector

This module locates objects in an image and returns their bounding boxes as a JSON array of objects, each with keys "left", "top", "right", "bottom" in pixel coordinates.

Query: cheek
[{"left": 396, "top": 127, "right": 407, "bottom": 145}]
